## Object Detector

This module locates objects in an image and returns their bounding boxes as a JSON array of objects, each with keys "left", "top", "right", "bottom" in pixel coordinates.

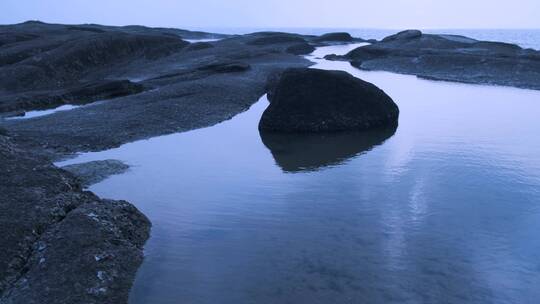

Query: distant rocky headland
[{"left": 1, "top": 21, "right": 538, "bottom": 303}]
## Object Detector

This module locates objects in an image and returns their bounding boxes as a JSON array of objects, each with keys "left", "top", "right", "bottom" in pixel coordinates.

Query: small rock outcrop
[
  {"left": 246, "top": 33, "right": 306, "bottom": 46},
  {"left": 286, "top": 43, "right": 316, "bottom": 55},
  {"left": 198, "top": 61, "right": 251, "bottom": 73},
  {"left": 259, "top": 68, "right": 399, "bottom": 132},
  {"left": 381, "top": 29, "right": 422, "bottom": 42},
  {"left": 62, "top": 159, "right": 130, "bottom": 187},
  {"left": 184, "top": 42, "right": 214, "bottom": 52},
  {"left": 315, "top": 32, "right": 354, "bottom": 43}
]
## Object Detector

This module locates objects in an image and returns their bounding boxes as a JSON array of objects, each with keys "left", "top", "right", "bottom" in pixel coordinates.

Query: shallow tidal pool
[{"left": 58, "top": 44, "right": 540, "bottom": 304}]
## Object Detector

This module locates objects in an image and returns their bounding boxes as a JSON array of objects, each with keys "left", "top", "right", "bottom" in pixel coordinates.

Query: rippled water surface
[{"left": 58, "top": 44, "right": 540, "bottom": 304}]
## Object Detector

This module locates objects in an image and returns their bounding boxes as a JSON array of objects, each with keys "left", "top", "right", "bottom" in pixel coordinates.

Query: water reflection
[{"left": 260, "top": 127, "right": 396, "bottom": 173}]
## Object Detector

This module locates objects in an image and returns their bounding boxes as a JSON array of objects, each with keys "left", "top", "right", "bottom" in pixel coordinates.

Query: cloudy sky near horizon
[{"left": 2, "top": 0, "right": 539, "bottom": 30}]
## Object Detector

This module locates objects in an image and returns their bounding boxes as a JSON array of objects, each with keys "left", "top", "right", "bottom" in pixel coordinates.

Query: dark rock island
[
  {"left": 326, "top": 29, "right": 540, "bottom": 90},
  {"left": 259, "top": 68, "right": 399, "bottom": 132}
]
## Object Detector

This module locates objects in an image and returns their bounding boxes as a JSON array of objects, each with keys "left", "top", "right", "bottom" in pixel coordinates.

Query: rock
[
  {"left": 381, "top": 29, "right": 422, "bottom": 42},
  {"left": 0, "top": 135, "right": 150, "bottom": 303},
  {"left": 62, "top": 159, "right": 129, "bottom": 187},
  {"left": 329, "top": 30, "right": 540, "bottom": 90},
  {"left": 0, "top": 31, "right": 188, "bottom": 92},
  {"left": 315, "top": 32, "right": 354, "bottom": 42},
  {"left": 0, "top": 80, "right": 145, "bottom": 113},
  {"left": 259, "top": 68, "right": 399, "bottom": 132},
  {"left": 246, "top": 34, "right": 306, "bottom": 46},
  {"left": 286, "top": 43, "right": 316, "bottom": 55},
  {"left": 197, "top": 61, "right": 251, "bottom": 73},
  {"left": 185, "top": 42, "right": 214, "bottom": 52},
  {"left": 0, "top": 22, "right": 311, "bottom": 154},
  {"left": 260, "top": 126, "right": 396, "bottom": 172}
]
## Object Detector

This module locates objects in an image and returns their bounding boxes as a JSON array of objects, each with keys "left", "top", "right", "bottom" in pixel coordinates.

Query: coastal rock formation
[
  {"left": 246, "top": 32, "right": 307, "bottom": 46},
  {"left": 0, "top": 31, "right": 188, "bottom": 92},
  {"left": 327, "top": 29, "right": 540, "bottom": 90},
  {"left": 315, "top": 32, "right": 354, "bottom": 43},
  {"left": 381, "top": 29, "right": 422, "bottom": 42},
  {"left": 0, "top": 22, "right": 312, "bottom": 153},
  {"left": 184, "top": 41, "right": 214, "bottom": 52},
  {"left": 62, "top": 159, "right": 130, "bottom": 187},
  {"left": 0, "top": 80, "right": 145, "bottom": 113},
  {"left": 286, "top": 43, "right": 316, "bottom": 55},
  {"left": 259, "top": 68, "right": 399, "bottom": 132},
  {"left": 260, "top": 127, "right": 396, "bottom": 172},
  {"left": 0, "top": 134, "right": 150, "bottom": 303}
]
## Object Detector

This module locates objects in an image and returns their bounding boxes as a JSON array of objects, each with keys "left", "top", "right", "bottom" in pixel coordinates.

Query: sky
[{"left": 1, "top": 0, "right": 540, "bottom": 30}]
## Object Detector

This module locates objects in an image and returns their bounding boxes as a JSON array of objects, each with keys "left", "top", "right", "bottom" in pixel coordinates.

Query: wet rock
[
  {"left": 315, "top": 32, "right": 354, "bottom": 43},
  {"left": 381, "top": 29, "right": 422, "bottom": 42},
  {"left": 0, "top": 22, "right": 311, "bottom": 154},
  {"left": 0, "top": 135, "right": 150, "bottom": 303},
  {"left": 0, "top": 31, "right": 188, "bottom": 92},
  {"left": 259, "top": 68, "right": 399, "bottom": 132},
  {"left": 260, "top": 126, "right": 396, "bottom": 172},
  {"left": 330, "top": 30, "right": 540, "bottom": 90},
  {"left": 198, "top": 61, "right": 251, "bottom": 73},
  {"left": 185, "top": 42, "right": 214, "bottom": 52},
  {"left": 246, "top": 33, "right": 306, "bottom": 46},
  {"left": 286, "top": 43, "right": 316, "bottom": 55},
  {"left": 0, "top": 80, "right": 145, "bottom": 113},
  {"left": 62, "top": 160, "right": 130, "bottom": 187}
]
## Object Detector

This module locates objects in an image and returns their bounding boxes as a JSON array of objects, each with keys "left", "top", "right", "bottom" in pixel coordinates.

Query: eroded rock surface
[
  {"left": 327, "top": 29, "right": 540, "bottom": 90},
  {"left": 0, "top": 134, "right": 150, "bottom": 304},
  {"left": 259, "top": 68, "right": 399, "bottom": 132},
  {"left": 62, "top": 160, "right": 130, "bottom": 187}
]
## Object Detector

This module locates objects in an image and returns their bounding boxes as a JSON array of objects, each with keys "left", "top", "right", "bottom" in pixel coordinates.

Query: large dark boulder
[
  {"left": 259, "top": 68, "right": 399, "bottom": 132},
  {"left": 315, "top": 32, "right": 354, "bottom": 43}
]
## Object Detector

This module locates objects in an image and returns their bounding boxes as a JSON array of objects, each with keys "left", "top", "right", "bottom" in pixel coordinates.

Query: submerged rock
[
  {"left": 259, "top": 68, "right": 399, "bottom": 132},
  {"left": 62, "top": 159, "right": 130, "bottom": 187},
  {"left": 260, "top": 126, "right": 396, "bottom": 172}
]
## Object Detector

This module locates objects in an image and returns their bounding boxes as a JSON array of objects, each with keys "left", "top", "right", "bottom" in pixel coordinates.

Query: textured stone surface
[{"left": 259, "top": 68, "right": 399, "bottom": 132}]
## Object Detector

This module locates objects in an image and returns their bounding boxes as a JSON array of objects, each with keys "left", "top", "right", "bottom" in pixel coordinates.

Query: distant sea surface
[{"left": 196, "top": 27, "right": 540, "bottom": 50}]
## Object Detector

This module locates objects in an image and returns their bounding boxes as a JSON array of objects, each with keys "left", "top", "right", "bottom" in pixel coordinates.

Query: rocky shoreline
[
  {"left": 0, "top": 132, "right": 150, "bottom": 303},
  {"left": 0, "top": 21, "right": 347, "bottom": 303},
  {"left": 1, "top": 22, "right": 537, "bottom": 303},
  {"left": 326, "top": 29, "right": 540, "bottom": 90}
]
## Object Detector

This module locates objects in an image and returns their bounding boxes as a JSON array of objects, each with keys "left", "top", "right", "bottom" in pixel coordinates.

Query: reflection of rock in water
[{"left": 260, "top": 126, "right": 397, "bottom": 173}]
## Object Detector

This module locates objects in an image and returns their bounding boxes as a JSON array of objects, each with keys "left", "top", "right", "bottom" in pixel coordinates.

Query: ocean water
[
  {"left": 196, "top": 27, "right": 540, "bottom": 50},
  {"left": 57, "top": 43, "right": 540, "bottom": 303}
]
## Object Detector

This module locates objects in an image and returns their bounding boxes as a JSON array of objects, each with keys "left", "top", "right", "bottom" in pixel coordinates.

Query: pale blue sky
[{"left": 2, "top": 0, "right": 539, "bottom": 29}]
